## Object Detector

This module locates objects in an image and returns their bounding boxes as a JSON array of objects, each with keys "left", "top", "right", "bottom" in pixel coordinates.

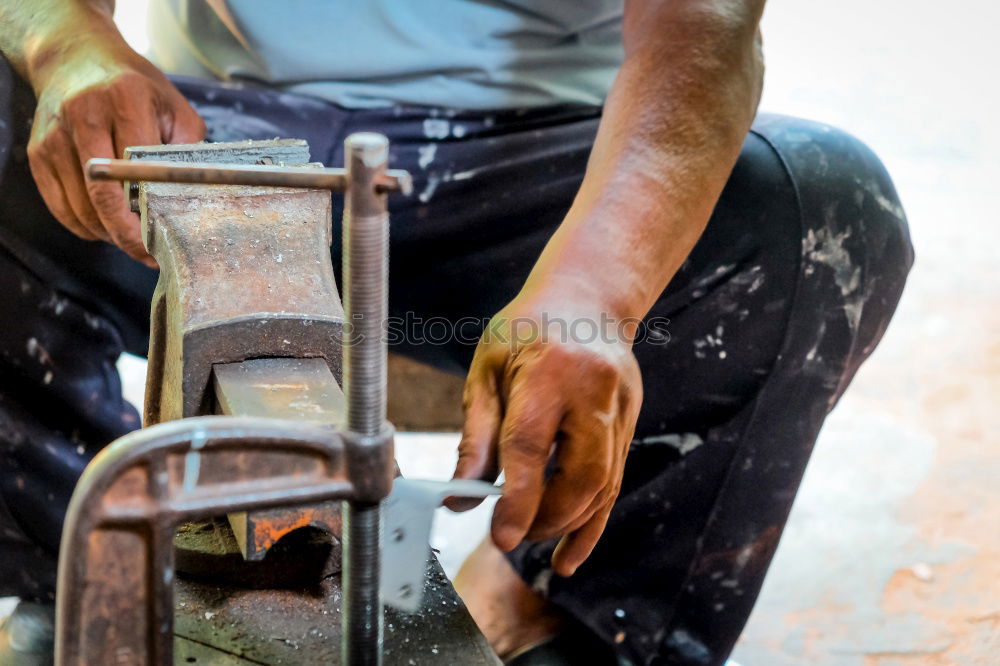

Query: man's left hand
[{"left": 449, "top": 294, "right": 643, "bottom": 576}]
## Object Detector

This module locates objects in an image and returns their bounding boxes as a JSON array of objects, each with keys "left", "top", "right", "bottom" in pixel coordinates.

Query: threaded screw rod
[{"left": 340, "top": 132, "right": 391, "bottom": 666}]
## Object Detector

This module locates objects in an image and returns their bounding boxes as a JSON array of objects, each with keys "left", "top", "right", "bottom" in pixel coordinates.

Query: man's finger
[
  {"left": 48, "top": 141, "right": 107, "bottom": 241},
  {"left": 76, "top": 128, "right": 151, "bottom": 262},
  {"left": 551, "top": 499, "right": 615, "bottom": 577},
  {"left": 524, "top": 414, "right": 612, "bottom": 541},
  {"left": 561, "top": 484, "right": 614, "bottom": 535},
  {"left": 112, "top": 105, "right": 162, "bottom": 160},
  {"left": 490, "top": 379, "right": 562, "bottom": 551},
  {"left": 27, "top": 155, "right": 98, "bottom": 241},
  {"left": 446, "top": 371, "right": 503, "bottom": 512},
  {"left": 161, "top": 96, "right": 206, "bottom": 144}
]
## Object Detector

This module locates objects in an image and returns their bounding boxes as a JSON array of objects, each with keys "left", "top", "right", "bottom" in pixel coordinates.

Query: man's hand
[
  {"left": 25, "top": 30, "right": 204, "bottom": 265},
  {"left": 451, "top": 295, "right": 642, "bottom": 576}
]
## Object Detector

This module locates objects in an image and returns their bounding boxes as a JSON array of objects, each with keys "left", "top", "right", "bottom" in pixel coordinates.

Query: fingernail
[{"left": 444, "top": 496, "right": 481, "bottom": 512}]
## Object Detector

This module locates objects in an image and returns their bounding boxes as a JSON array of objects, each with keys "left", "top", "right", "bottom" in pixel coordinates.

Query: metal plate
[{"left": 381, "top": 479, "right": 502, "bottom": 612}]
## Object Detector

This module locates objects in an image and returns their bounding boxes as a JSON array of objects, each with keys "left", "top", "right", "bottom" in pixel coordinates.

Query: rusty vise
[{"left": 53, "top": 136, "right": 500, "bottom": 665}]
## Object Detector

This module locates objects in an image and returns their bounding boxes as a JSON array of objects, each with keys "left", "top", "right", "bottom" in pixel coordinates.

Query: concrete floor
[
  {"left": 731, "top": 1, "right": 1000, "bottom": 664},
  {"left": 5, "top": 1, "right": 997, "bottom": 664}
]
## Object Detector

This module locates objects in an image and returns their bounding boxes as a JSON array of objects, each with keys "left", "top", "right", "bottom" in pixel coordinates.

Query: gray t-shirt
[{"left": 147, "top": 0, "right": 624, "bottom": 110}]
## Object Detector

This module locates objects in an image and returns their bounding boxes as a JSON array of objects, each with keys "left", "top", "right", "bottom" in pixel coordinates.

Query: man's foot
[
  {"left": 0, "top": 601, "right": 54, "bottom": 666},
  {"left": 454, "top": 537, "right": 566, "bottom": 660}
]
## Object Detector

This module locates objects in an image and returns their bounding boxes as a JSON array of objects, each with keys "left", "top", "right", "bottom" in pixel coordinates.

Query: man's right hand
[{"left": 26, "top": 32, "right": 204, "bottom": 265}]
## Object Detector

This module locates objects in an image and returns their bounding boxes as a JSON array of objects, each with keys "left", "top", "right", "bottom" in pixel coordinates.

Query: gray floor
[{"left": 5, "top": 1, "right": 997, "bottom": 664}]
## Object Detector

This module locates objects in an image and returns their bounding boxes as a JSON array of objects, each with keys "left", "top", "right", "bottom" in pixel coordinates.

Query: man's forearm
[
  {"left": 0, "top": 0, "right": 116, "bottom": 85},
  {"left": 521, "top": 0, "right": 766, "bottom": 322}
]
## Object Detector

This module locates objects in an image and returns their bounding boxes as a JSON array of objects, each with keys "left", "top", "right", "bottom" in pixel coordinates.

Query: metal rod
[
  {"left": 85, "top": 158, "right": 412, "bottom": 194},
  {"left": 88, "top": 158, "right": 349, "bottom": 190},
  {"left": 341, "top": 132, "right": 390, "bottom": 666}
]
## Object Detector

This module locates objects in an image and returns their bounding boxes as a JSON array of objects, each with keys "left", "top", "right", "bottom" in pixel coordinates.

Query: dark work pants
[{"left": 0, "top": 59, "right": 913, "bottom": 665}]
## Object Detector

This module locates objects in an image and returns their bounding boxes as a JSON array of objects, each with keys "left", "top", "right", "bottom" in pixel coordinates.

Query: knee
[
  {"left": 754, "top": 115, "right": 914, "bottom": 331},
  {"left": 757, "top": 114, "right": 914, "bottom": 278}
]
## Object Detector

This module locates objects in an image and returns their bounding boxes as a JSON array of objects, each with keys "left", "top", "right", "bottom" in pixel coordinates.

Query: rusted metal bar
[{"left": 86, "top": 158, "right": 413, "bottom": 195}]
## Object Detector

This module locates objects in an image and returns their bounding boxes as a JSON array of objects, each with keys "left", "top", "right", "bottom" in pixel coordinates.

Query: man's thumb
[{"left": 446, "top": 376, "right": 501, "bottom": 511}]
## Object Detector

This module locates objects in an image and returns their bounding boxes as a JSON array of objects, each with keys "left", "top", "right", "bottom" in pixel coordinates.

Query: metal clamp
[{"left": 55, "top": 416, "right": 356, "bottom": 665}]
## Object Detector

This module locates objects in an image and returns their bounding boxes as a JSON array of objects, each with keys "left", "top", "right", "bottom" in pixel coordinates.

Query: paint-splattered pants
[{"left": 0, "top": 62, "right": 913, "bottom": 665}]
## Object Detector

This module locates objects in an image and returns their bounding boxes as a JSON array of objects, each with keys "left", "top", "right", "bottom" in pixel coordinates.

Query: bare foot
[{"left": 454, "top": 537, "right": 565, "bottom": 659}]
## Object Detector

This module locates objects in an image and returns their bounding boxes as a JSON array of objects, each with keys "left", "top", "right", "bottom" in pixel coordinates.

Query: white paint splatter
[
  {"left": 26, "top": 337, "right": 52, "bottom": 365},
  {"left": 423, "top": 119, "right": 450, "bottom": 140},
  {"left": 593, "top": 409, "right": 614, "bottom": 426},
  {"left": 695, "top": 263, "right": 736, "bottom": 288},
  {"left": 531, "top": 568, "right": 553, "bottom": 596},
  {"left": 637, "top": 432, "right": 705, "bottom": 455},
  {"left": 450, "top": 166, "right": 484, "bottom": 181},
  {"left": 417, "top": 144, "right": 437, "bottom": 170},
  {"left": 802, "top": 227, "right": 861, "bottom": 296},
  {"left": 843, "top": 297, "right": 864, "bottom": 333},
  {"left": 866, "top": 178, "right": 906, "bottom": 221},
  {"left": 418, "top": 173, "right": 441, "bottom": 203}
]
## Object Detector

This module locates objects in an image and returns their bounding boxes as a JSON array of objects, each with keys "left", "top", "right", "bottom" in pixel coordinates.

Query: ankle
[{"left": 454, "top": 538, "right": 566, "bottom": 658}]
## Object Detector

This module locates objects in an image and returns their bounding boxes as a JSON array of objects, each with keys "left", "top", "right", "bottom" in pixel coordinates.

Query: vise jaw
[
  {"left": 131, "top": 139, "right": 345, "bottom": 425},
  {"left": 130, "top": 139, "right": 347, "bottom": 561}
]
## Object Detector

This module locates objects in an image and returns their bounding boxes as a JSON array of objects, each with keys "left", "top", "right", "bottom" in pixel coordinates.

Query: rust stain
[{"left": 249, "top": 505, "right": 343, "bottom": 554}]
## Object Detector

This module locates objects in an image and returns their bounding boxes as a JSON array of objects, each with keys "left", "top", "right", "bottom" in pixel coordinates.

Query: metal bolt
[{"left": 128, "top": 182, "right": 140, "bottom": 213}]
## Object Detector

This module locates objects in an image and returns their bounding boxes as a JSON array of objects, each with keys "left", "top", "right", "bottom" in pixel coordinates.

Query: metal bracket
[{"left": 382, "top": 479, "right": 502, "bottom": 612}]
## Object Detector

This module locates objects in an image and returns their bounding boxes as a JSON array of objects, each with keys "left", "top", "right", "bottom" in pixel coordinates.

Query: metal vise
[
  {"left": 135, "top": 139, "right": 347, "bottom": 561},
  {"left": 57, "top": 134, "right": 395, "bottom": 664},
  {"left": 54, "top": 136, "right": 499, "bottom": 665}
]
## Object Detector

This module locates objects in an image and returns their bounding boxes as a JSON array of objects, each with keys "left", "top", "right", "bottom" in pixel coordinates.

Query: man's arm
[
  {"left": 453, "top": 0, "right": 766, "bottom": 575},
  {"left": 0, "top": 0, "right": 203, "bottom": 264}
]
